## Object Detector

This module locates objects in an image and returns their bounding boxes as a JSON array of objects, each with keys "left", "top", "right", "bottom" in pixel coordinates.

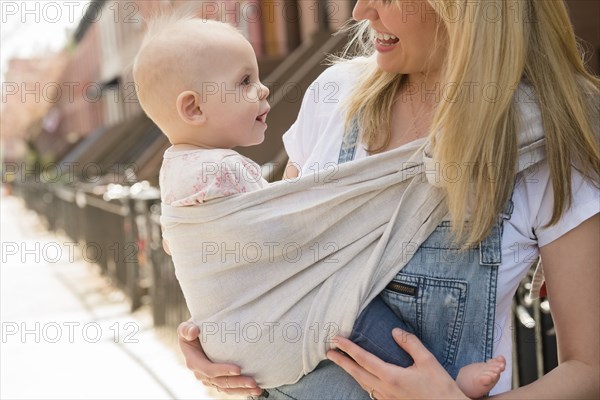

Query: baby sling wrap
[{"left": 161, "top": 108, "right": 546, "bottom": 388}]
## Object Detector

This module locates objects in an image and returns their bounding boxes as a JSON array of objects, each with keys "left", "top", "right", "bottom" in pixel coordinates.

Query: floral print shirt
[{"left": 159, "top": 147, "right": 269, "bottom": 206}]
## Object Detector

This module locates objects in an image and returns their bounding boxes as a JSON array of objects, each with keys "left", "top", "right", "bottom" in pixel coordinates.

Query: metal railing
[{"left": 512, "top": 268, "right": 558, "bottom": 388}]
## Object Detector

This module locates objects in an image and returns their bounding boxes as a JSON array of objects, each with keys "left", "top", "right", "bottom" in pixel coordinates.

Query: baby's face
[{"left": 192, "top": 26, "right": 270, "bottom": 148}]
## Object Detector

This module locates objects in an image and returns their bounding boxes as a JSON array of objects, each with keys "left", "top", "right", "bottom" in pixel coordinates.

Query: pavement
[{"left": 0, "top": 189, "right": 229, "bottom": 400}]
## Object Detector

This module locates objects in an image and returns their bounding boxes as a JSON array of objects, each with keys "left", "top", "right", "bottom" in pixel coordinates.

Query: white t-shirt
[{"left": 282, "top": 62, "right": 600, "bottom": 394}]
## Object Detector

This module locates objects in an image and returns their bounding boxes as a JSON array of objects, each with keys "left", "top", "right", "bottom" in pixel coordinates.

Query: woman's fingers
[
  {"left": 177, "top": 319, "right": 261, "bottom": 395},
  {"left": 392, "top": 328, "right": 435, "bottom": 365},
  {"left": 196, "top": 373, "right": 263, "bottom": 396},
  {"left": 177, "top": 320, "right": 245, "bottom": 379},
  {"left": 211, "top": 375, "right": 260, "bottom": 390},
  {"left": 214, "top": 387, "right": 264, "bottom": 396},
  {"left": 177, "top": 320, "right": 200, "bottom": 342},
  {"left": 329, "top": 336, "right": 388, "bottom": 376},
  {"left": 326, "top": 336, "right": 391, "bottom": 394},
  {"left": 326, "top": 348, "right": 378, "bottom": 393},
  {"left": 180, "top": 337, "right": 243, "bottom": 378}
]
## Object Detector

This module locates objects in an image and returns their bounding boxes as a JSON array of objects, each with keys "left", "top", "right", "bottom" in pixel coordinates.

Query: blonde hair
[
  {"left": 132, "top": 4, "right": 240, "bottom": 131},
  {"left": 340, "top": 0, "right": 600, "bottom": 245},
  {"left": 133, "top": 3, "right": 197, "bottom": 124}
]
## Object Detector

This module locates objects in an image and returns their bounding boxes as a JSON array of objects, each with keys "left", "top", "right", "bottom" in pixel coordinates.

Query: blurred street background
[
  {"left": 1, "top": 188, "right": 216, "bottom": 399},
  {"left": 1, "top": 1, "right": 598, "bottom": 399}
]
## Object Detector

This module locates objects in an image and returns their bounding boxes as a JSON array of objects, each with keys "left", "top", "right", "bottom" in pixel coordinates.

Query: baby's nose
[{"left": 260, "top": 83, "right": 270, "bottom": 100}]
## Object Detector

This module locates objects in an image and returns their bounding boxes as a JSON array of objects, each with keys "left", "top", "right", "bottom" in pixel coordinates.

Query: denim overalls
[{"left": 256, "top": 123, "right": 511, "bottom": 400}]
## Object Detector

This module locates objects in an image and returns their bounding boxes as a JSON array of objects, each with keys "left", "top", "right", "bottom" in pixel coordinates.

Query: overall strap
[
  {"left": 337, "top": 118, "right": 360, "bottom": 165},
  {"left": 479, "top": 196, "right": 515, "bottom": 266}
]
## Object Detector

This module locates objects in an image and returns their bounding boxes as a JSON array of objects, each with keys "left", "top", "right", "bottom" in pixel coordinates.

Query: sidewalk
[{"left": 0, "top": 191, "right": 224, "bottom": 400}]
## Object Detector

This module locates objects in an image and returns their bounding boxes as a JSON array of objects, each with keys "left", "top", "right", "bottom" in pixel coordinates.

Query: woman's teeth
[{"left": 375, "top": 32, "right": 399, "bottom": 45}]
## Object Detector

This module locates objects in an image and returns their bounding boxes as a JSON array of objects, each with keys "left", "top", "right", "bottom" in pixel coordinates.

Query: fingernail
[
  {"left": 229, "top": 371, "right": 240, "bottom": 376},
  {"left": 245, "top": 383, "right": 257, "bottom": 388},
  {"left": 251, "top": 389, "right": 263, "bottom": 395}
]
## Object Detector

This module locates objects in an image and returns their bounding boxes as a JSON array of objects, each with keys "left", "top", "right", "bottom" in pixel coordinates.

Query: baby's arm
[
  {"left": 162, "top": 238, "right": 171, "bottom": 255},
  {"left": 283, "top": 161, "right": 300, "bottom": 180}
]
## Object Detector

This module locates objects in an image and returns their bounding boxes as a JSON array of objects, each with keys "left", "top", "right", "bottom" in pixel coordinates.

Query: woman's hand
[
  {"left": 177, "top": 320, "right": 263, "bottom": 396},
  {"left": 327, "top": 328, "right": 468, "bottom": 400}
]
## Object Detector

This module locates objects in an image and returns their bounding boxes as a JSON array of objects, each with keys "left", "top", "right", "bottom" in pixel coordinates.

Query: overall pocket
[{"left": 382, "top": 272, "right": 468, "bottom": 367}]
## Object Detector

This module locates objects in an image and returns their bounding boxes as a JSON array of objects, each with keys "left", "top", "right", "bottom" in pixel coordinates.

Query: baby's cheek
[{"left": 243, "top": 86, "right": 260, "bottom": 102}]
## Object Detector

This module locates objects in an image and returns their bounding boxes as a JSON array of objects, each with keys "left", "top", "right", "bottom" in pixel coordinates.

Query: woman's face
[{"left": 352, "top": 0, "right": 446, "bottom": 77}]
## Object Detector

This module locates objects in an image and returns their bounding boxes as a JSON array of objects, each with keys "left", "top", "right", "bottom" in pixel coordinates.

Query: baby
[
  {"left": 133, "top": 9, "right": 504, "bottom": 398},
  {"left": 132, "top": 11, "right": 270, "bottom": 210}
]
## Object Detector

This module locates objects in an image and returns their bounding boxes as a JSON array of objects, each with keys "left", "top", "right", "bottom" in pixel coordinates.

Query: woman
[{"left": 177, "top": 0, "right": 599, "bottom": 398}]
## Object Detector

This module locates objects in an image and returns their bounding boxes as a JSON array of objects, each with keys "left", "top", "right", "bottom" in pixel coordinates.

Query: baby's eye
[{"left": 241, "top": 75, "right": 251, "bottom": 85}]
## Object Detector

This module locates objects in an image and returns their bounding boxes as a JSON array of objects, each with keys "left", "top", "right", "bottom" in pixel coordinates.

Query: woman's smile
[{"left": 373, "top": 29, "right": 400, "bottom": 53}]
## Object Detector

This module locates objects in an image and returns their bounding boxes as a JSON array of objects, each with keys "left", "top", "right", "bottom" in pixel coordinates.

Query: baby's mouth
[{"left": 256, "top": 109, "right": 270, "bottom": 123}]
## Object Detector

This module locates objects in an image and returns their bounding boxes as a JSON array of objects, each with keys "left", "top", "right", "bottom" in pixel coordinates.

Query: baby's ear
[{"left": 176, "top": 91, "right": 205, "bottom": 125}]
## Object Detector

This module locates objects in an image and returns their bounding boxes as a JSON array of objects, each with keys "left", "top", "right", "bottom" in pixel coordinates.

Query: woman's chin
[{"left": 375, "top": 56, "right": 405, "bottom": 75}]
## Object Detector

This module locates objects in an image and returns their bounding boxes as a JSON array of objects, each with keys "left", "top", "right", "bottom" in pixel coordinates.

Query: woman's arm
[
  {"left": 328, "top": 214, "right": 599, "bottom": 399},
  {"left": 490, "top": 213, "right": 599, "bottom": 399},
  {"left": 177, "top": 321, "right": 263, "bottom": 396}
]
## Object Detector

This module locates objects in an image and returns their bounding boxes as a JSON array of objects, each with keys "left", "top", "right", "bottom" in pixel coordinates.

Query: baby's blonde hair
[
  {"left": 339, "top": 0, "right": 599, "bottom": 245},
  {"left": 133, "top": 4, "right": 241, "bottom": 132}
]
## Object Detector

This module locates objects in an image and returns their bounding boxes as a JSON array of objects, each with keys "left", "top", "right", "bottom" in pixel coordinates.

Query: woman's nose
[{"left": 353, "top": 0, "right": 379, "bottom": 21}]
